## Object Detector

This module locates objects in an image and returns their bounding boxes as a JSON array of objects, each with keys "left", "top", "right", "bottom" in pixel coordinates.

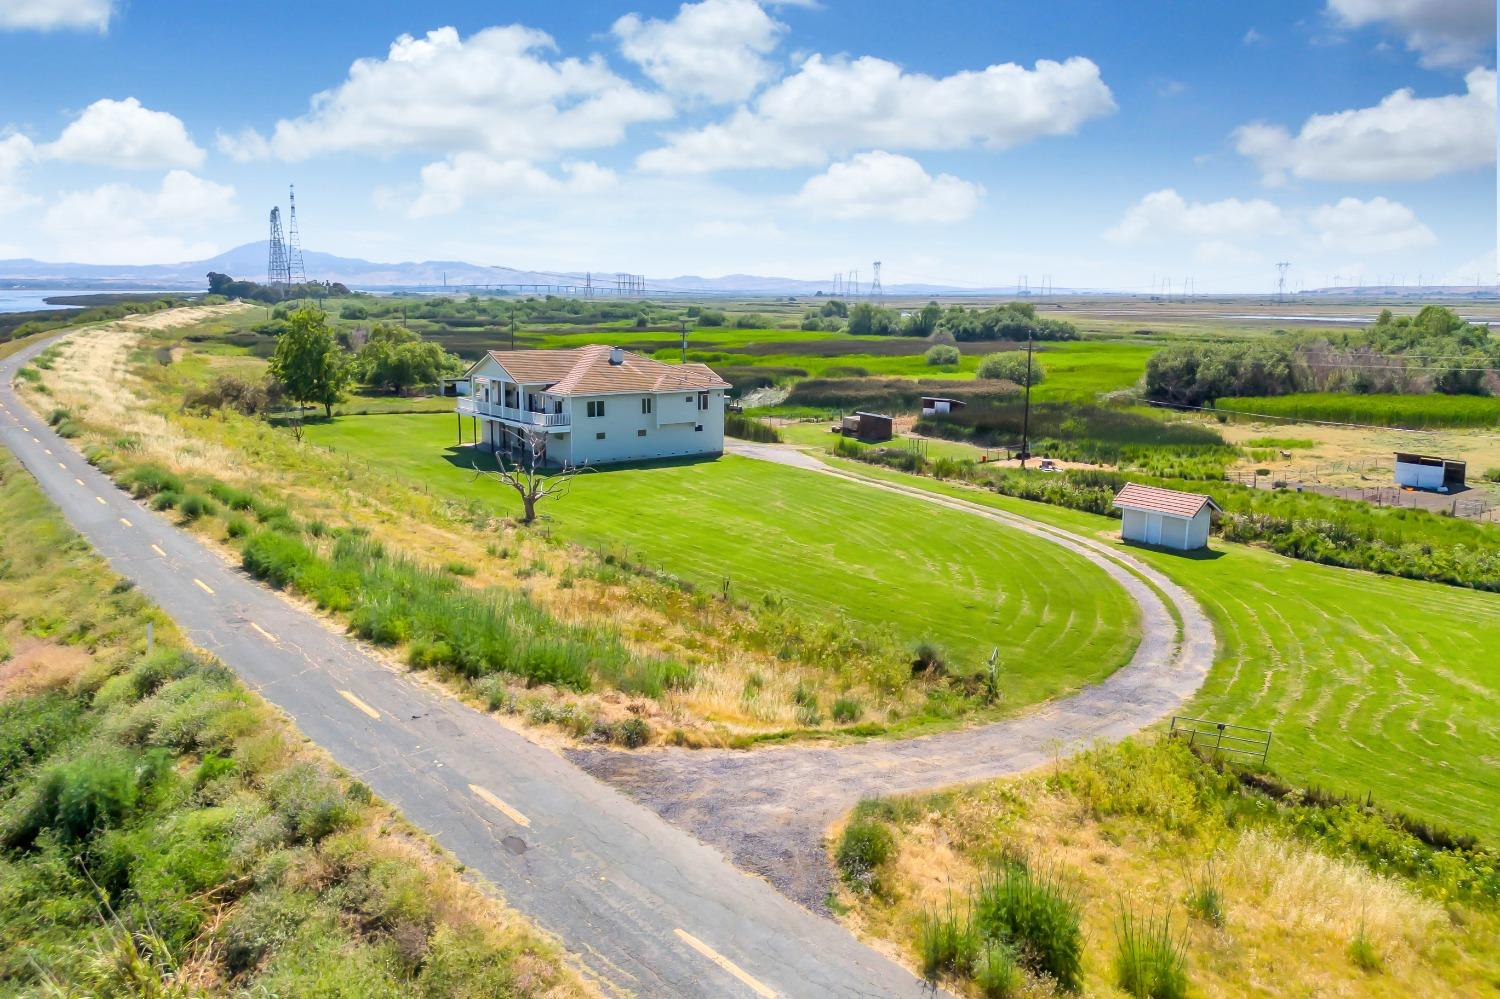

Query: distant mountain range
[{"left": 0, "top": 241, "right": 1056, "bottom": 296}]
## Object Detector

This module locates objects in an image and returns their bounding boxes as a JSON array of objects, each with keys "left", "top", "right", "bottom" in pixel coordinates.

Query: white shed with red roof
[{"left": 1112, "top": 483, "right": 1222, "bottom": 551}]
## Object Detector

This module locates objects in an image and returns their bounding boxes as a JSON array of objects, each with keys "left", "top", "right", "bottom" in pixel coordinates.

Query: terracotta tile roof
[
  {"left": 479, "top": 345, "right": 729, "bottom": 396},
  {"left": 1112, "top": 483, "right": 1221, "bottom": 518}
]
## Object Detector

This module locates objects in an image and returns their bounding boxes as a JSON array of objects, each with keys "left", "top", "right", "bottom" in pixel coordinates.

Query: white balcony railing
[{"left": 456, "top": 397, "right": 570, "bottom": 428}]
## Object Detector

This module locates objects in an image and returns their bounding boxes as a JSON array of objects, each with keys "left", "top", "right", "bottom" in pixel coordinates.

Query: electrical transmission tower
[
  {"left": 869, "top": 261, "right": 882, "bottom": 298},
  {"left": 267, "top": 207, "right": 290, "bottom": 288},
  {"left": 286, "top": 185, "right": 306, "bottom": 285},
  {"left": 1275, "top": 261, "right": 1290, "bottom": 302}
]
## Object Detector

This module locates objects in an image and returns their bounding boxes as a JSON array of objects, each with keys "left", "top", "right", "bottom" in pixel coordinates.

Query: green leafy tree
[
  {"left": 353, "top": 324, "right": 463, "bottom": 395},
  {"left": 977, "top": 351, "right": 1045, "bottom": 386},
  {"left": 269, "top": 308, "right": 349, "bottom": 418}
]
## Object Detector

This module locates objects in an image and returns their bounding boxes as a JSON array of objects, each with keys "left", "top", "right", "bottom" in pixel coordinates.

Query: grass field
[
  {"left": 303, "top": 413, "right": 1140, "bottom": 706},
  {"left": 821, "top": 458, "right": 1500, "bottom": 840},
  {"left": 1218, "top": 392, "right": 1500, "bottom": 429}
]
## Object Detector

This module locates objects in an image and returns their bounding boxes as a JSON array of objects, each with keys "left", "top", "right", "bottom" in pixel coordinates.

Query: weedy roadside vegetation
[
  {"left": 834, "top": 738, "right": 1500, "bottom": 996},
  {"left": 0, "top": 451, "right": 585, "bottom": 996}
]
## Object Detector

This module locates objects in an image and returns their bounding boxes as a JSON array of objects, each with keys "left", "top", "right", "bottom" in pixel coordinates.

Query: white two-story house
[{"left": 458, "top": 345, "right": 730, "bottom": 467}]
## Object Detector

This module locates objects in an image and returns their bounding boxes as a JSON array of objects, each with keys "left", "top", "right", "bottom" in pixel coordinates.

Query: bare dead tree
[{"left": 474, "top": 426, "right": 584, "bottom": 524}]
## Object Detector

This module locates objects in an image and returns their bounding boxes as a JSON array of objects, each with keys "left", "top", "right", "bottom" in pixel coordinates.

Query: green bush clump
[
  {"left": 177, "top": 493, "right": 216, "bottom": 520},
  {"left": 972, "top": 939, "right": 1022, "bottom": 997},
  {"left": 977, "top": 352, "right": 1044, "bottom": 386},
  {"left": 3, "top": 747, "right": 169, "bottom": 849},
  {"left": 225, "top": 515, "right": 251, "bottom": 539},
  {"left": 122, "top": 464, "right": 184, "bottom": 498},
  {"left": 925, "top": 344, "right": 961, "bottom": 366},
  {"left": 150, "top": 489, "right": 182, "bottom": 511},
  {"left": 1114, "top": 909, "right": 1188, "bottom": 999},
  {"left": 831, "top": 696, "right": 863, "bottom": 723},
  {"left": 919, "top": 903, "right": 976, "bottom": 978},
  {"left": 836, "top": 813, "right": 894, "bottom": 894},
  {"left": 972, "top": 861, "right": 1083, "bottom": 991},
  {"left": 207, "top": 481, "right": 257, "bottom": 511},
  {"left": 241, "top": 530, "right": 317, "bottom": 589},
  {"left": 724, "top": 411, "right": 783, "bottom": 443},
  {"left": 443, "top": 560, "right": 475, "bottom": 576}
]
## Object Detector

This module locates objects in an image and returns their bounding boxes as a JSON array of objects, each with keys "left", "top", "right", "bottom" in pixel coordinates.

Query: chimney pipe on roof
[{"left": 609, "top": 346, "right": 624, "bottom": 365}]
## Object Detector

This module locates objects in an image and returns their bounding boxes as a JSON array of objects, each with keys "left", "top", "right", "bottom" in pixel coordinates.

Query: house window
[
  {"left": 697, "top": 392, "right": 709, "bottom": 410},
  {"left": 694, "top": 424, "right": 703, "bottom": 432},
  {"left": 637, "top": 429, "right": 647, "bottom": 437},
  {"left": 596, "top": 432, "right": 607, "bottom": 440},
  {"left": 641, "top": 397, "right": 653, "bottom": 414},
  {"left": 587, "top": 400, "right": 606, "bottom": 418}
]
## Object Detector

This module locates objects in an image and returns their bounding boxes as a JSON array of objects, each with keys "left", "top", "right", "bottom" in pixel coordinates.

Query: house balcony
[{"left": 456, "top": 398, "right": 570, "bottom": 429}]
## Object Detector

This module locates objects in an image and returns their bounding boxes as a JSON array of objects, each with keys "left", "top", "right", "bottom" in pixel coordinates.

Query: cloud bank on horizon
[{"left": 0, "top": 0, "right": 1493, "bottom": 291}]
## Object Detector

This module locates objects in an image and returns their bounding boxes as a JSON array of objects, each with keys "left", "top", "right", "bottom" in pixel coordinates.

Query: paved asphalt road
[{"left": 0, "top": 333, "right": 942, "bottom": 997}]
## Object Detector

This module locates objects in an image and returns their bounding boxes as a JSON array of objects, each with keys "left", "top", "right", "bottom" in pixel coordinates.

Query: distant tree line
[
  {"left": 1145, "top": 306, "right": 1499, "bottom": 407},
  {"left": 799, "top": 299, "right": 1078, "bottom": 340},
  {"left": 207, "top": 272, "right": 350, "bottom": 303}
]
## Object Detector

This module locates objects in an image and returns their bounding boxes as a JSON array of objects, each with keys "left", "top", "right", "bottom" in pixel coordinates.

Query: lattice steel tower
[
  {"left": 286, "top": 185, "right": 307, "bottom": 285},
  {"left": 267, "top": 207, "right": 291, "bottom": 287},
  {"left": 869, "top": 261, "right": 882, "bottom": 298}
]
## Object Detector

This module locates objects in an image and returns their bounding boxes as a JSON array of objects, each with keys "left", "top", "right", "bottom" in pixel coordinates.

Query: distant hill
[{"left": 0, "top": 242, "right": 1028, "bottom": 296}]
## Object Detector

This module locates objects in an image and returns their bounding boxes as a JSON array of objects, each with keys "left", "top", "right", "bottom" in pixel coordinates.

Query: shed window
[
  {"left": 641, "top": 397, "right": 653, "bottom": 414},
  {"left": 587, "top": 400, "right": 606, "bottom": 418},
  {"left": 595, "top": 432, "right": 606, "bottom": 440},
  {"left": 694, "top": 424, "right": 703, "bottom": 432},
  {"left": 637, "top": 429, "right": 647, "bottom": 437}
]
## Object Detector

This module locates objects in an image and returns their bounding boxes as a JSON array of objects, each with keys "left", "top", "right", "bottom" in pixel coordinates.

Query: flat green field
[
  {"left": 304, "top": 413, "right": 1140, "bottom": 707},
  {"left": 827, "top": 459, "right": 1500, "bottom": 841},
  {"left": 1218, "top": 391, "right": 1500, "bottom": 429}
]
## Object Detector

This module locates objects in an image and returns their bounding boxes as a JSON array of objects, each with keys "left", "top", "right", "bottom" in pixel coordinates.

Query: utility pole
[
  {"left": 679, "top": 318, "right": 689, "bottom": 363},
  {"left": 1018, "top": 329, "right": 1034, "bottom": 467}
]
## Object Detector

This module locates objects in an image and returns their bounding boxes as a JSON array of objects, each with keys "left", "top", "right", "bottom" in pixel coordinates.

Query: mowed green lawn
[
  {"left": 827, "top": 459, "right": 1500, "bottom": 840},
  {"left": 304, "top": 413, "right": 1140, "bottom": 707}
]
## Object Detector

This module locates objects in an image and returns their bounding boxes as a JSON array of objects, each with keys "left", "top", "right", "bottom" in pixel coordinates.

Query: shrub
[
  {"left": 1184, "top": 859, "right": 1224, "bottom": 926},
  {"left": 919, "top": 904, "right": 976, "bottom": 978},
  {"left": 207, "top": 481, "right": 256, "bottom": 510},
  {"left": 122, "top": 464, "right": 184, "bottom": 498},
  {"left": 925, "top": 344, "right": 961, "bottom": 366},
  {"left": 1114, "top": 909, "right": 1188, "bottom": 999},
  {"left": 241, "top": 530, "right": 316, "bottom": 589},
  {"left": 150, "top": 490, "right": 182, "bottom": 511},
  {"left": 615, "top": 717, "right": 650, "bottom": 748},
  {"left": 265, "top": 762, "right": 358, "bottom": 843},
  {"left": 836, "top": 814, "right": 894, "bottom": 893},
  {"left": 977, "top": 352, "right": 1044, "bottom": 386},
  {"left": 177, "top": 493, "right": 216, "bottom": 520},
  {"left": 972, "top": 862, "right": 1083, "bottom": 991},
  {"left": 911, "top": 639, "right": 947, "bottom": 675},
  {"left": 4, "top": 748, "right": 167, "bottom": 849},
  {"left": 225, "top": 516, "right": 251, "bottom": 539},
  {"left": 831, "top": 696, "right": 863, "bottom": 723},
  {"left": 724, "top": 412, "right": 782, "bottom": 443},
  {"left": 972, "top": 940, "right": 1022, "bottom": 997},
  {"left": 443, "top": 560, "right": 475, "bottom": 576},
  {"left": 1348, "top": 921, "right": 1382, "bottom": 973}
]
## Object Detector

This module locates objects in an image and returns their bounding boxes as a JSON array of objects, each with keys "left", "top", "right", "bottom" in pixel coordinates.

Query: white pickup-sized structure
[
  {"left": 459, "top": 345, "right": 729, "bottom": 467},
  {"left": 1113, "top": 483, "right": 1222, "bottom": 551}
]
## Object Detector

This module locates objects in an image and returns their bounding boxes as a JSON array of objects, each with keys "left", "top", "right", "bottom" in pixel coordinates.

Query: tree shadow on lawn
[{"left": 438, "top": 444, "right": 722, "bottom": 479}]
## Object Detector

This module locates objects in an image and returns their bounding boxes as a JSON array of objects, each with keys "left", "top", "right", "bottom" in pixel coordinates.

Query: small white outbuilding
[{"left": 1112, "top": 483, "right": 1222, "bottom": 551}]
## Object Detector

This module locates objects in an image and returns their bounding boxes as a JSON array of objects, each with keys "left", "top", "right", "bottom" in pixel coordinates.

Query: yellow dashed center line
[
  {"left": 30, "top": 437, "right": 38, "bottom": 443},
  {"left": 338, "top": 689, "right": 381, "bottom": 720},
  {"left": 119, "top": 517, "right": 132, "bottom": 528},
  {"left": 42, "top": 448, "right": 51, "bottom": 455},
  {"left": 250, "top": 621, "right": 278, "bottom": 643},
  {"left": 192, "top": 577, "right": 214, "bottom": 595},
  {"left": 150, "top": 544, "right": 167, "bottom": 557},
  {"left": 94, "top": 495, "right": 106, "bottom": 505},
  {"left": 468, "top": 784, "right": 531, "bottom": 828},
  {"left": 673, "top": 929, "right": 777, "bottom": 998}
]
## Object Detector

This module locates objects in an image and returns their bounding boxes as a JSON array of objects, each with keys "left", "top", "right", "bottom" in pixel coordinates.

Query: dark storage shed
[{"left": 839, "top": 411, "right": 894, "bottom": 443}]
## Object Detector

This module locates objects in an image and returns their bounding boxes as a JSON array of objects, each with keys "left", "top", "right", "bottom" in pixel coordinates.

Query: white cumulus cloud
[
  {"left": 42, "top": 97, "right": 205, "bottom": 169},
  {"left": 1307, "top": 196, "right": 1435, "bottom": 253},
  {"left": 260, "top": 25, "right": 672, "bottom": 162},
  {"left": 214, "top": 127, "right": 272, "bottom": 163},
  {"left": 793, "top": 151, "right": 982, "bottom": 223},
  {"left": 410, "top": 153, "right": 617, "bottom": 216},
  {"left": 0, "top": 0, "right": 113, "bottom": 32},
  {"left": 1234, "top": 68, "right": 1495, "bottom": 184},
  {"left": 40, "top": 170, "right": 236, "bottom": 264},
  {"left": 1326, "top": 0, "right": 1495, "bottom": 68},
  {"left": 0, "top": 133, "right": 37, "bottom": 212},
  {"left": 613, "top": 0, "right": 785, "bottom": 103},
  {"left": 638, "top": 53, "right": 1115, "bottom": 173},
  {"left": 1105, "top": 189, "right": 1293, "bottom": 244}
]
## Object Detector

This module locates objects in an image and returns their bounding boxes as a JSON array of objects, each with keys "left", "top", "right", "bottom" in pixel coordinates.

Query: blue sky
[{"left": 0, "top": 0, "right": 1493, "bottom": 291}]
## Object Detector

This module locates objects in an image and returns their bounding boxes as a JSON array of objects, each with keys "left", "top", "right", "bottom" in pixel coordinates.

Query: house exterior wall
[{"left": 564, "top": 389, "right": 724, "bottom": 465}]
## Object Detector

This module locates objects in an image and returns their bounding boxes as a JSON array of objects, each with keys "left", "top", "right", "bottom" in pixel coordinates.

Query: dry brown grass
[{"left": 839, "top": 771, "right": 1497, "bottom": 998}]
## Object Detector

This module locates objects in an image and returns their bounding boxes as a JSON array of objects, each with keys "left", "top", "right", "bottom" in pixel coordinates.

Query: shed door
[{"left": 1147, "top": 513, "right": 1163, "bottom": 546}]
